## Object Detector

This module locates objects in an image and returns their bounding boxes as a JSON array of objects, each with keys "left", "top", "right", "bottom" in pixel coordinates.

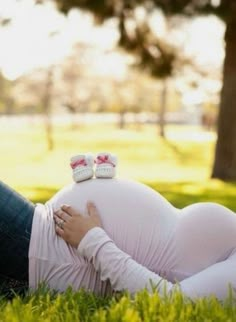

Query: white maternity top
[{"left": 29, "top": 178, "right": 236, "bottom": 299}]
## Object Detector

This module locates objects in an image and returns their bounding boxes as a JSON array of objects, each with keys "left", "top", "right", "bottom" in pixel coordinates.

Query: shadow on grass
[{"left": 163, "top": 140, "right": 214, "bottom": 166}]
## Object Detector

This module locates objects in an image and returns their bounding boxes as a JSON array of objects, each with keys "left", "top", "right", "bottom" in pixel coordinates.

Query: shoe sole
[
  {"left": 73, "top": 168, "right": 94, "bottom": 182},
  {"left": 95, "top": 166, "right": 115, "bottom": 178}
]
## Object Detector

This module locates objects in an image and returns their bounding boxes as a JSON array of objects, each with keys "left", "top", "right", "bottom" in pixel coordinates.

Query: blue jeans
[{"left": 0, "top": 181, "right": 35, "bottom": 285}]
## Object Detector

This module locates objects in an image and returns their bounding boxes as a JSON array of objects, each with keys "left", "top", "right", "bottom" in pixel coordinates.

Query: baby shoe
[
  {"left": 95, "top": 152, "right": 117, "bottom": 178},
  {"left": 70, "top": 153, "right": 94, "bottom": 183}
]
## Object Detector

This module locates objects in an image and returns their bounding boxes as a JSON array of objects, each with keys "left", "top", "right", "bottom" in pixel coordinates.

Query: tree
[
  {"left": 0, "top": 15, "right": 14, "bottom": 115},
  {"left": 0, "top": 72, "right": 15, "bottom": 115},
  {"left": 13, "top": 67, "right": 55, "bottom": 151},
  {"left": 42, "top": 68, "right": 54, "bottom": 151},
  {"left": 60, "top": 43, "right": 97, "bottom": 128},
  {"left": 53, "top": 1, "right": 190, "bottom": 138},
  {"left": 52, "top": 0, "right": 236, "bottom": 180}
]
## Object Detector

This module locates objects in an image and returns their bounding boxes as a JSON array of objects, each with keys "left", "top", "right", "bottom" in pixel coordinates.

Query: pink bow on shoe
[
  {"left": 95, "top": 155, "right": 116, "bottom": 167},
  {"left": 70, "top": 159, "right": 87, "bottom": 169}
]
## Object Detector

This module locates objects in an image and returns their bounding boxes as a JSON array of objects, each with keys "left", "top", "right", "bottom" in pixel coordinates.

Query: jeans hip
[{"left": 0, "top": 181, "right": 35, "bottom": 282}]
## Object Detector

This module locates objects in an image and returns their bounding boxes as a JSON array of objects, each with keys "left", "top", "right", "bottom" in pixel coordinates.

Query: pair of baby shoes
[{"left": 70, "top": 152, "right": 117, "bottom": 183}]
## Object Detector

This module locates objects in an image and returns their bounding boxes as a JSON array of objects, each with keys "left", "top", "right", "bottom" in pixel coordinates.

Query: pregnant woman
[{"left": 0, "top": 156, "right": 236, "bottom": 300}]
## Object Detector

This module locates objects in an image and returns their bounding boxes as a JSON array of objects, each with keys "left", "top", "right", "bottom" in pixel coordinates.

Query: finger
[
  {"left": 54, "top": 217, "right": 65, "bottom": 230},
  {"left": 55, "top": 224, "right": 66, "bottom": 238},
  {"left": 54, "top": 209, "right": 71, "bottom": 222},
  {"left": 87, "top": 201, "right": 99, "bottom": 218},
  {"left": 61, "top": 204, "right": 81, "bottom": 217}
]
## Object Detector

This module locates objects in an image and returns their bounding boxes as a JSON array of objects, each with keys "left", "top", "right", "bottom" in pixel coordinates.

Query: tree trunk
[
  {"left": 212, "top": 16, "right": 236, "bottom": 181},
  {"left": 45, "top": 112, "right": 53, "bottom": 151},
  {"left": 119, "top": 110, "right": 126, "bottom": 129},
  {"left": 159, "top": 79, "right": 168, "bottom": 138},
  {"left": 43, "top": 69, "right": 54, "bottom": 151}
]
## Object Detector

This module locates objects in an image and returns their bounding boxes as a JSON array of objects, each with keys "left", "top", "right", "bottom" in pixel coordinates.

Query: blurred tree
[
  {"left": 0, "top": 10, "right": 56, "bottom": 150},
  {"left": 60, "top": 44, "right": 95, "bottom": 128},
  {"left": 0, "top": 72, "right": 15, "bottom": 115},
  {"left": 52, "top": 0, "right": 236, "bottom": 181},
  {"left": 13, "top": 67, "right": 55, "bottom": 151},
  {"left": 0, "top": 15, "right": 14, "bottom": 115},
  {"left": 52, "top": 1, "right": 191, "bottom": 138},
  {"left": 60, "top": 42, "right": 159, "bottom": 129},
  {"left": 42, "top": 68, "right": 54, "bottom": 151}
]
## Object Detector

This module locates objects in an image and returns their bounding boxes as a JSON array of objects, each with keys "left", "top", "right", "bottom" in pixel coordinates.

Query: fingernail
[{"left": 61, "top": 204, "right": 70, "bottom": 209}]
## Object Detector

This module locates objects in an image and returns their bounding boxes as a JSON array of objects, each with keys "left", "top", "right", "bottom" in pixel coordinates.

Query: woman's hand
[{"left": 54, "top": 202, "right": 102, "bottom": 248}]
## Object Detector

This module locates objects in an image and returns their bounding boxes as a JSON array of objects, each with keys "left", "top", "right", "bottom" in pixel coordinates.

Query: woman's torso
[
  {"left": 29, "top": 178, "right": 179, "bottom": 293},
  {"left": 29, "top": 178, "right": 236, "bottom": 294}
]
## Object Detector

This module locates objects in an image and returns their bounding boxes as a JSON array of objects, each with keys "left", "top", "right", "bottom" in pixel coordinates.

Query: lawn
[
  {"left": 0, "top": 120, "right": 236, "bottom": 321},
  {"left": 0, "top": 287, "right": 236, "bottom": 322},
  {"left": 0, "top": 121, "right": 235, "bottom": 210}
]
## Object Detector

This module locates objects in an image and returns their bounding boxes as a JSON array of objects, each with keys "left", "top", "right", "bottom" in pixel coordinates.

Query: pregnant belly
[{"left": 47, "top": 178, "right": 179, "bottom": 271}]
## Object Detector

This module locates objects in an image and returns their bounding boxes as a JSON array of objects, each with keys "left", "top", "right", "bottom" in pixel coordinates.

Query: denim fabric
[{"left": 0, "top": 181, "right": 35, "bottom": 283}]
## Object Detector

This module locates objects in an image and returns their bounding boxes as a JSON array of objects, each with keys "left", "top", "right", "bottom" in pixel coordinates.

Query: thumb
[
  {"left": 87, "top": 201, "right": 98, "bottom": 217},
  {"left": 87, "top": 201, "right": 102, "bottom": 225}
]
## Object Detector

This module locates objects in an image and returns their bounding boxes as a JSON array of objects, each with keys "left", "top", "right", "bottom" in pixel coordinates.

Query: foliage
[
  {"left": 52, "top": 0, "right": 236, "bottom": 180},
  {"left": 52, "top": 0, "right": 230, "bottom": 78},
  {"left": 54, "top": 0, "right": 196, "bottom": 80},
  {"left": 54, "top": 0, "right": 234, "bottom": 22},
  {"left": 0, "top": 72, "right": 15, "bottom": 114},
  {"left": 0, "top": 286, "right": 236, "bottom": 321}
]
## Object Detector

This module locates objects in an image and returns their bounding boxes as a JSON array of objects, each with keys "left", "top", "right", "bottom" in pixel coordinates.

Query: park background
[
  {"left": 0, "top": 0, "right": 235, "bottom": 212},
  {"left": 0, "top": 1, "right": 236, "bottom": 320}
]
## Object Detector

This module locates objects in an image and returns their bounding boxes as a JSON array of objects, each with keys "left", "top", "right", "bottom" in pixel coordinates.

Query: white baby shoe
[
  {"left": 95, "top": 152, "right": 117, "bottom": 178},
  {"left": 70, "top": 153, "right": 94, "bottom": 183}
]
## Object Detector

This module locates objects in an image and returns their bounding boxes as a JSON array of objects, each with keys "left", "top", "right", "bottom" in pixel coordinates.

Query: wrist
[{"left": 77, "top": 227, "right": 111, "bottom": 259}]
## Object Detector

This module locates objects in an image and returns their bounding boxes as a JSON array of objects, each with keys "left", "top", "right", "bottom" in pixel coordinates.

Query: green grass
[
  {"left": 0, "top": 121, "right": 236, "bottom": 321},
  {"left": 0, "top": 287, "right": 236, "bottom": 321},
  {"left": 0, "top": 122, "right": 235, "bottom": 210}
]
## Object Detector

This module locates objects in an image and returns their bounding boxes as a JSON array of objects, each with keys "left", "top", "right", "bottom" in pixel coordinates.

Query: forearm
[
  {"left": 77, "top": 227, "right": 173, "bottom": 295},
  {"left": 78, "top": 228, "right": 236, "bottom": 300}
]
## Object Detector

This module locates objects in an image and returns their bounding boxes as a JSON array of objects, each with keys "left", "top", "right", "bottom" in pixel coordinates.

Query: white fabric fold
[{"left": 77, "top": 227, "right": 173, "bottom": 295}]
